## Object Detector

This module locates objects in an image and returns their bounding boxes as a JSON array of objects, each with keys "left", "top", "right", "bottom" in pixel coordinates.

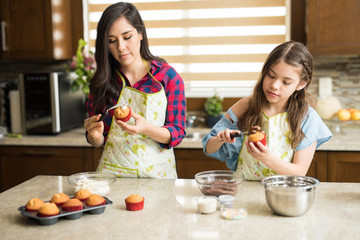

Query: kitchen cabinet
[
  {"left": 306, "top": 0, "right": 360, "bottom": 55},
  {"left": 328, "top": 152, "right": 360, "bottom": 182},
  {"left": 306, "top": 151, "right": 328, "bottom": 182},
  {"left": 0, "top": 0, "right": 83, "bottom": 59},
  {"left": 175, "top": 149, "right": 329, "bottom": 181},
  {"left": 175, "top": 149, "right": 228, "bottom": 179},
  {"left": 0, "top": 146, "right": 95, "bottom": 192},
  {"left": 1, "top": 145, "right": 360, "bottom": 192}
]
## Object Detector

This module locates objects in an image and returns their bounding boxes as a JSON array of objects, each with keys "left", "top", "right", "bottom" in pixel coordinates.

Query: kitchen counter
[
  {"left": 0, "top": 125, "right": 360, "bottom": 151},
  {"left": 0, "top": 175, "right": 359, "bottom": 240}
]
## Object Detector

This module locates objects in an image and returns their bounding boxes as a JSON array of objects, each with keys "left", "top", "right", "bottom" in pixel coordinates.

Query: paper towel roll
[{"left": 9, "top": 90, "right": 22, "bottom": 134}]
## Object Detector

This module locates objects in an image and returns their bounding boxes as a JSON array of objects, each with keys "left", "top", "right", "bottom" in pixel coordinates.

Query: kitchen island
[{"left": 0, "top": 176, "right": 359, "bottom": 240}]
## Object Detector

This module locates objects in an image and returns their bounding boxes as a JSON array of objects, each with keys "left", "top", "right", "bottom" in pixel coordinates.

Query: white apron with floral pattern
[
  {"left": 236, "top": 112, "right": 294, "bottom": 181},
  {"left": 97, "top": 64, "right": 177, "bottom": 179}
]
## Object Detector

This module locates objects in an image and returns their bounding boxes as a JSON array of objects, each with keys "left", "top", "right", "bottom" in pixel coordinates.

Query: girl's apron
[
  {"left": 236, "top": 112, "right": 294, "bottom": 181},
  {"left": 97, "top": 62, "right": 177, "bottom": 179}
]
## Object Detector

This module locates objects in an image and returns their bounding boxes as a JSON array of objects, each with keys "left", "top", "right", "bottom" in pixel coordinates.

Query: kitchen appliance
[
  {"left": 0, "top": 80, "right": 18, "bottom": 131},
  {"left": 19, "top": 72, "right": 86, "bottom": 135}
]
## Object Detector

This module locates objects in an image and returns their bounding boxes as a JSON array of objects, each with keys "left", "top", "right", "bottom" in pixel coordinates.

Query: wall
[{"left": 310, "top": 55, "right": 360, "bottom": 103}]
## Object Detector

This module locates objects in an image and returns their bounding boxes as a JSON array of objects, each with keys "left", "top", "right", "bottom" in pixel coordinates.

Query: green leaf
[{"left": 70, "top": 83, "right": 80, "bottom": 93}]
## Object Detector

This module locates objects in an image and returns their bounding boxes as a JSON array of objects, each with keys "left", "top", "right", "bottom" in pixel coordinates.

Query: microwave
[{"left": 19, "top": 72, "right": 86, "bottom": 135}]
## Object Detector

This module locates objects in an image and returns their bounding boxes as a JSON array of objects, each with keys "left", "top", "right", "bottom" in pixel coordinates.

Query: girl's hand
[
  {"left": 245, "top": 140, "right": 272, "bottom": 164},
  {"left": 84, "top": 114, "right": 104, "bottom": 146},
  {"left": 216, "top": 129, "right": 241, "bottom": 143},
  {"left": 116, "top": 111, "right": 148, "bottom": 135}
]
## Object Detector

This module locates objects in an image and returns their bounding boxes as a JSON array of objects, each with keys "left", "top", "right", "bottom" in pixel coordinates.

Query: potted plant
[
  {"left": 204, "top": 94, "right": 223, "bottom": 128},
  {"left": 68, "top": 39, "right": 96, "bottom": 97}
]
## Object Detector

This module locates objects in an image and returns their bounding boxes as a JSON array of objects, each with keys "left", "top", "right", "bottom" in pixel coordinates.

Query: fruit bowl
[
  {"left": 318, "top": 96, "right": 360, "bottom": 133},
  {"left": 194, "top": 170, "right": 244, "bottom": 197}
]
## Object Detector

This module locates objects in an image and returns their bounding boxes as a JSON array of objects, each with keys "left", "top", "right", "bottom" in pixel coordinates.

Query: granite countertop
[
  {"left": 0, "top": 175, "right": 359, "bottom": 240},
  {"left": 0, "top": 125, "right": 360, "bottom": 151}
]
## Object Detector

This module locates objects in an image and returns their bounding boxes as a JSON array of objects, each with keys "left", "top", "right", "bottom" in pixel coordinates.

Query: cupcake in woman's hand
[
  {"left": 62, "top": 198, "right": 84, "bottom": 212},
  {"left": 74, "top": 189, "right": 92, "bottom": 201},
  {"left": 248, "top": 131, "right": 266, "bottom": 149},
  {"left": 85, "top": 194, "right": 106, "bottom": 207},
  {"left": 125, "top": 194, "right": 144, "bottom": 211},
  {"left": 50, "top": 193, "right": 70, "bottom": 206},
  {"left": 114, "top": 105, "right": 132, "bottom": 122},
  {"left": 37, "top": 202, "right": 60, "bottom": 217},
  {"left": 25, "top": 198, "right": 45, "bottom": 211}
]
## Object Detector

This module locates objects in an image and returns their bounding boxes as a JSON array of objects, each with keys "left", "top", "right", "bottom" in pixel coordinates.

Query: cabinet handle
[
  {"left": 24, "top": 150, "right": 56, "bottom": 156},
  {"left": 1, "top": 21, "right": 7, "bottom": 51}
]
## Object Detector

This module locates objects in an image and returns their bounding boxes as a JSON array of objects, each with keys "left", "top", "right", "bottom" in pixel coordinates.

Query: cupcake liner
[
  {"left": 62, "top": 205, "right": 83, "bottom": 212},
  {"left": 119, "top": 108, "right": 132, "bottom": 122},
  {"left": 125, "top": 199, "right": 144, "bottom": 211}
]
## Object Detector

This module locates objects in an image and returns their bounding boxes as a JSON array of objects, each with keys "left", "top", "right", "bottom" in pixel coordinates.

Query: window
[{"left": 85, "top": 0, "right": 290, "bottom": 97}]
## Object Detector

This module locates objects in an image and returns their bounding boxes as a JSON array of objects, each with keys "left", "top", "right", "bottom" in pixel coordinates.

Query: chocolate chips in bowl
[{"left": 194, "top": 170, "right": 244, "bottom": 197}]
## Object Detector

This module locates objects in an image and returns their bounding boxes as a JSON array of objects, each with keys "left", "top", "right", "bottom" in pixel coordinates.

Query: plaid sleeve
[{"left": 157, "top": 65, "right": 186, "bottom": 149}]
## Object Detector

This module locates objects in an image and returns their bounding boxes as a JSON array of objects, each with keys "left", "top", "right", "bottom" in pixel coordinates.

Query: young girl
[{"left": 202, "top": 41, "right": 332, "bottom": 180}]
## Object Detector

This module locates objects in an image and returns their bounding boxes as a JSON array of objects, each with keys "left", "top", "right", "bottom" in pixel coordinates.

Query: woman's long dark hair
[
  {"left": 90, "top": 2, "right": 166, "bottom": 112},
  {"left": 238, "top": 41, "right": 315, "bottom": 149}
]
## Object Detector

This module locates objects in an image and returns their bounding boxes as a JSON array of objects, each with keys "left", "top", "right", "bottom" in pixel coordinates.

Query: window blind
[{"left": 85, "top": 0, "right": 290, "bottom": 97}]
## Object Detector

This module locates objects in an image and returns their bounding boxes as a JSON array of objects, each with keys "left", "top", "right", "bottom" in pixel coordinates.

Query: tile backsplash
[{"left": 310, "top": 55, "right": 360, "bottom": 103}]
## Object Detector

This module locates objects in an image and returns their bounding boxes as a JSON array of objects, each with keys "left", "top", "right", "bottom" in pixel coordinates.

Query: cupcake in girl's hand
[
  {"left": 62, "top": 198, "right": 84, "bottom": 212},
  {"left": 125, "top": 194, "right": 144, "bottom": 211},
  {"left": 50, "top": 193, "right": 70, "bottom": 206},
  {"left": 37, "top": 202, "right": 60, "bottom": 217},
  {"left": 248, "top": 131, "right": 266, "bottom": 149},
  {"left": 25, "top": 198, "right": 45, "bottom": 211},
  {"left": 114, "top": 105, "right": 132, "bottom": 122}
]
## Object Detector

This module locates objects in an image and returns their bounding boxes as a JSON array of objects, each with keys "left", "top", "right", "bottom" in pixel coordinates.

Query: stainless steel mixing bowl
[{"left": 261, "top": 175, "right": 319, "bottom": 217}]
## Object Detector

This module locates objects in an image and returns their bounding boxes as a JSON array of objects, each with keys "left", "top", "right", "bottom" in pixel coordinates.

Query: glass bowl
[
  {"left": 194, "top": 170, "right": 244, "bottom": 197},
  {"left": 220, "top": 200, "right": 248, "bottom": 220},
  {"left": 67, "top": 171, "right": 116, "bottom": 196}
]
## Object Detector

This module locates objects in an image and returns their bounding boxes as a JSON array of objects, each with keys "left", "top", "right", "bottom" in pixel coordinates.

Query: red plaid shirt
[{"left": 87, "top": 60, "right": 186, "bottom": 149}]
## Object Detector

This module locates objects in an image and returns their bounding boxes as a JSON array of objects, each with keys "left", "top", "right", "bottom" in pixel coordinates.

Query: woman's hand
[
  {"left": 117, "top": 111, "right": 172, "bottom": 144},
  {"left": 84, "top": 114, "right": 105, "bottom": 147},
  {"left": 116, "top": 111, "right": 148, "bottom": 135}
]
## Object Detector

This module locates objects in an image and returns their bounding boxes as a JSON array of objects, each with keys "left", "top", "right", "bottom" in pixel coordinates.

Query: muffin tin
[{"left": 18, "top": 197, "right": 112, "bottom": 226}]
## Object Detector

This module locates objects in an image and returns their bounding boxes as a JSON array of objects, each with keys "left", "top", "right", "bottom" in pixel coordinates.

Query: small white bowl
[
  {"left": 196, "top": 196, "right": 218, "bottom": 214},
  {"left": 218, "top": 195, "right": 235, "bottom": 205}
]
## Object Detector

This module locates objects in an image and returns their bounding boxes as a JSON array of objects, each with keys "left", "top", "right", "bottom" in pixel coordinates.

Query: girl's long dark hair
[
  {"left": 90, "top": 2, "right": 166, "bottom": 112},
  {"left": 238, "top": 41, "right": 315, "bottom": 149}
]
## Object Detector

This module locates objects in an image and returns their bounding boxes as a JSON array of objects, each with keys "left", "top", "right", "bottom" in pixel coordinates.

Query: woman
[{"left": 84, "top": 2, "right": 186, "bottom": 179}]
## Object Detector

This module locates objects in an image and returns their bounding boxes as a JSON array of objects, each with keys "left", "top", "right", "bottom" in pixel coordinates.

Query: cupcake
[
  {"left": 74, "top": 189, "right": 92, "bottom": 201},
  {"left": 248, "top": 131, "right": 266, "bottom": 149},
  {"left": 37, "top": 202, "right": 60, "bottom": 217},
  {"left": 62, "top": 198, "right": 84, "bottom": 212},
  {"left": 50, "top": 193, "right": 70, "bottom": 206},
  {"left": 125, "top": 194, "right": 144, "bottom": 211},
  {"left": 25, "top": 198, "right": 45, "bottom": 211},
  {"left": 114, "top": 105, "right": 131, "bottom": 122},
  {"left": 85, "top": 194, "right": 106, "bottom": 207}
]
